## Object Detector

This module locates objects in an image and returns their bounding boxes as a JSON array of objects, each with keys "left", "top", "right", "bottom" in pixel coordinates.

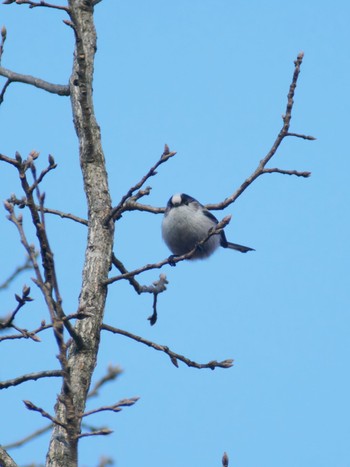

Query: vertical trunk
[{"left": 46, "top": 1, "right": 114, "bottom": 465}]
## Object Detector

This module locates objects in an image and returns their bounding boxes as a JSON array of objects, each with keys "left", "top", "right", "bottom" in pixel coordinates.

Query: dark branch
[
  {"left": 0, "top": 25, "right": 6, "bottom": 64},
  {"left": 0, "top": 284, "right": 33, "bottom": 330},
  {"left": 205, "top": 52, "right": 313, "bottom": 212},
  {"left": 23, "top": 400, "right": 67, "bottom": 428},
  {"left": 105, "top": 144, "right": 176, "bottom": 224},
  {"left": 112, "top": 254, "right": 168, "bottom": 324},
  {"left": 0, "top": 78, "right": 12, "bottom": 105},
  {"left": 8, "top": 195, "right": 88, "bottom": 225},
  {"left": 2, "top": 365, "right": 117, "bottom": 449},
  {"left": 102, "top": 324, "right": 234, "bottom": 370},
  {"left": 286, "top": 132, "right": 316, "bottom": 140},
  {"left": 2, "top": 152, "right": 83, "bottom": 348},
  {"left": 0, "top": 370, "right": 62, "bottom": 389},
  {"left": 0, "top": 311, "right": 90, "bottom": 342},
  {"left": 3, "top": 0, "right": 70, "bottom": 13},
  {"left": 262, "top": 168, "right": 311, "bottom": 177},
  {"left": 76, "top": 428, "right": 113, "bottom": 440},
  {"left": 0, "top": 66, "right": 70, "bottom": 96},
  {"left": 82, "top": 397, "right": 139, "bottom": 417},
  {"left": 120, "top": 201, "right": 165, "bottom": 215}
]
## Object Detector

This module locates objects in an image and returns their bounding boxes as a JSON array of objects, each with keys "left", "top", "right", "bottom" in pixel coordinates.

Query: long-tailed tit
[{"left": 162, "top": 193, "right": 254, "bottom": 260}]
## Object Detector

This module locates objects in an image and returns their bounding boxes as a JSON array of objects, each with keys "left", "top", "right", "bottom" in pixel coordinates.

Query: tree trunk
[{"left": 46, "top": 1, "right": 114, "bottom": 465}]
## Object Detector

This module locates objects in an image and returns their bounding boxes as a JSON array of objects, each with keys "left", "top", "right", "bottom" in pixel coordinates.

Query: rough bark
[{"left": 46, "top": 1, "right": 114, "bottom": 465}]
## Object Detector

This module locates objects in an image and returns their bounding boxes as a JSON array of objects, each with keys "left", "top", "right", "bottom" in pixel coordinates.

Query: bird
[{"left": 162, "top": 193, "right": 254, "bottom": 260}]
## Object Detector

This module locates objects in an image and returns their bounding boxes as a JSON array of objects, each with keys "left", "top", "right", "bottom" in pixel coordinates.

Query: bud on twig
[
  {"left": 30, "top": 150, "right": 39, "bottom": 160},
  {"left": 22, "top": 284, "right": 31, "bottom": 297},
  {"left": 1, "top": 25, "right": 7, "bottom": 41},
  {"left": 48, "top": 154, "right": 56, "bottom": 167},
  {"left": 3, "top": 200, "right": 13, "bottom": 212}
]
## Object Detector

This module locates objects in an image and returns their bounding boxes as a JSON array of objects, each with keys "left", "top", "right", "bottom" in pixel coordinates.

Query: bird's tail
[{"left": 225, "top": 242, "right": 255, "bottom": 253}]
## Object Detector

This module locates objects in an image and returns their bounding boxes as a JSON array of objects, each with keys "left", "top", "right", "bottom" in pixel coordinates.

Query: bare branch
[
  {"left": 0, "top": 311, "right": 90, "bottom": 342},
  {"left": 111, "top": 254, "right": 144, "bottom": 293},
  {"left": 112, "top": 255, "right": 168, "bottom": 324},
  {"left": 83, "top": 397, "right": 139, "bottom": 417},
  {"left": 286, "top": 132, "right": 316, "bottom": 140},
  {"left": 122, "top": 201, "right": 165, "bottom": 215},
  {"left": 0, "top": 370, "right": 62, "bottom": 389},
  {"left": 2, "top": 365, "right": 115, "bottom": 449},
  {"left": 0, "top": 25, "right": 7, "bottom": 64},
  {"left": 102, "top": 324, "right": 234, "bottom": 370},
  {"left": 4, "top": 0, "right": 70, "bottom": 12},
  {"left": 2, "top": 153, "right": 83, "bottom": 348},
  {"left": 0, "top": 78, "right": 12, "bottom": 104},
  {"left": 76, "top": 428, "right": 113, "bottom": 440},
  {"left": 0, "top": 256, "right": 33, "bottom": 290},
  {"left": 23, "top": 400, "right": 67, "bottom": 428},
  {"left": 8, "top": 195, "right": 88, "bottom": 225},
  {"left": 105, "top": 144, "right": 176, "bottom": 224},
  {"left": 3, "top": 423, "right": 52, "bottom": 450},
  {"left": 0, "top": 66, "right": 70, "bottom": 96},
  {"left": 262, "top": 167, "right": 311, "bottom": 177},
  {"left": 87, "top": 365, "right": 123, "bottom": 399},
  {"left": 29, "top": 153, "right": 57, "bottom": 194},
  {"left": 0, "top": 284, "right": 34, "bottom": 329},
  {"left": 106, "top": 216, "right": 232, "bottom": 284},
  {"left": 202, "top": 52, "right": 314, "bottom": 212}
]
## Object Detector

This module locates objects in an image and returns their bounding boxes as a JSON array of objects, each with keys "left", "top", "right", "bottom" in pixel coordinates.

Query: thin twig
[
  {"left": 83, "top": 397, "right": 139, "bottom": 417},
  {"left": 76, "top": 429, "right": 112, "bottom": 440},
  {"left": 105, "top": 144, "right": 176, "bottom": 224},
  {"left": 87, "top": 365, "right": 122, "bottom": 398},
  {"left": 0, "top": 256, "right": 33, "bottom": 290},
  {"left": 0, "top": 284, "right": 33, "bottom": 329},
  {"left": 205, "top": 52, "right": 313, "bottom": 211},
  {"left": 0, "top": 26, "right": 6, "bottom": 63},
  {"left": 2, "top": 423, "right": 52, "bottom": 450},
  {"left": 0, "top": 370, "right": 62, "bottom": 389},
  {"left": 0, "top": 66, "right": 70, "bottom": 96},
  {"left": 111, "top": 254, "right": 144, "bottom": 293},
  {"left": 8, "top": 0, "right": 70, "bottom": 14},
  {"left": 112, "top": 254, "right": 168, "bottom": 324},
  {"left": 0, "top": 311, "right": 90, "bottom": 342},
  {"left": 3, "top": 0, "right": 70, "bottom": 13},
  {"left": 8, "top": 195, "right": 88, "bottom": 225},
  {"left": 29, "top": 153, "right": 57, "bottom": 194},
  {"left": 117, "top": 53, "right": 313, "bottom": 218},
  {"left": 286, "top": 132, "right": 316, "bottom": 140},
  {"left": 262, "top": 168, "right": 311, "bottom": 177},
  {"left": 102, "top": 324, "right": 234, "bottom": 370},
  {"left": 0, "top": 78, "right": 12, "bottom": 105},
  {"left": 2, "top": 152, "right": 83, "bottom": 348},
  {"left": 23, "top": 400, "right": 67, "bottom": 428},
  {"left": 3, "top": 364, "right": 118, "bottom": 449},
  {"left": 121, "top": 201, "right": 165, "bottom": 215}
]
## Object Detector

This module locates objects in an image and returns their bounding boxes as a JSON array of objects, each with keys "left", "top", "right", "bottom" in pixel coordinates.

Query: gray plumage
[{"left": 162, "top": 193, "right": 254, "bottom": 260}]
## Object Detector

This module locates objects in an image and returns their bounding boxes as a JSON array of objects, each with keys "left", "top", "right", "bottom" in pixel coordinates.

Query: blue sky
[{"left": 1, "top": 1, "right": 350, "bottom": 466}]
